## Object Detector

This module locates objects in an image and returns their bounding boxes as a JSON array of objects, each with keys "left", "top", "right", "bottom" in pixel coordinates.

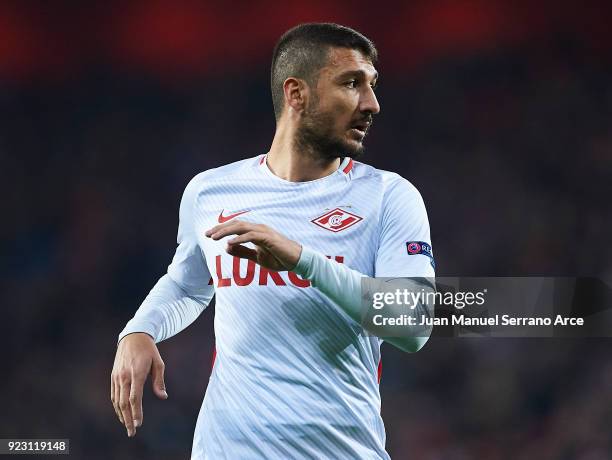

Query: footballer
[{"left": 111, "top": 23, "right": 435, "bottom": 459}]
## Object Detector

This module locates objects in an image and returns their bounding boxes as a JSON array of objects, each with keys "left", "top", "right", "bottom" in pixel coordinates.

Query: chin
[
  {"left": 341, "top": 138, "right": 366, "bottom": 159},
  {"left": 342, "top": 147, "right": 365, "bottom": 159}
]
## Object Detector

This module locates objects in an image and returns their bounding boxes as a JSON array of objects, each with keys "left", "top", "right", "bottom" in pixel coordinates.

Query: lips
[{"left": 350, "top": 119, "right": 371, "bottom": 134}]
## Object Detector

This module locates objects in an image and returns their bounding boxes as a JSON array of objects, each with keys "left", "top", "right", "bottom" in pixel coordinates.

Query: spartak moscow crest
[{"left": 311, "top": 208, "right": 363, "bottom": 233}]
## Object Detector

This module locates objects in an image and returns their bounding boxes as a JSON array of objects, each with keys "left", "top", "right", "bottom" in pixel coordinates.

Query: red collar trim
[{"left": 342, "top": 158, "right": 354, "bottom": 174}]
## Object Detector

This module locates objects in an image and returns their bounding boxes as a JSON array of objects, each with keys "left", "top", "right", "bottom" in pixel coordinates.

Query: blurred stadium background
[{"left": 1, "top": 1, "right": 611, "bottom": 458}]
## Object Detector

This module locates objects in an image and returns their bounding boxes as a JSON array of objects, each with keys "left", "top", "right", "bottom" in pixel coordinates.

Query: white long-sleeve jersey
[{"left": 119, "top": 155, "right": 435, "bottom": 459}]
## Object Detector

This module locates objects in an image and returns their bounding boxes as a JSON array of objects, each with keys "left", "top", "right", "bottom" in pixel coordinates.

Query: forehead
[{"left": 320, "top": 47, "right": 378, "bottom": 80}]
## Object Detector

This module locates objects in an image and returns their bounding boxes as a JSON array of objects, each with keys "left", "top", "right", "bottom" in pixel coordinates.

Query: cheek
[
  {"left": 315, "top": 92, "right": 356, "bottom": 131},
  {"left": 328, "top": 101, "right": 355, "bottom": 130}
]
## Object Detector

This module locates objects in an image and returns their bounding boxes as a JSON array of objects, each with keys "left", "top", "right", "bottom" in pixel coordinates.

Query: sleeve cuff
[
  {"left": 293, "top": 245, "right": 316, "bottom": 279},
  {"left": 118, "top": 319, "right": 160, "bottom": 344}
]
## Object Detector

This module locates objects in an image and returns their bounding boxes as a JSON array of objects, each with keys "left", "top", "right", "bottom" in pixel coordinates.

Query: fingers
[
  {"left": 129, "top": 373, "right": 145, "bottom": 429},
  {"left": 112, "top": 334, "right": 168, "bottom": 438},
  {"left": 112, "top": 374, "right": 124, "bottom": 425},
  {"left": 206, "top": 220, "right": 264, "bottom": 240},
  {"left": 151, "top": 358, "right": 168, "bottom": 400},
  {"left": 227, "top": 231, "right": 265, "bottom": 246},
  {"left": 119, "top": 374, "right": 135, "bottom": 437},
  {"left": 226, "top": 243, "right": 258, "bottom": 261},
  {"left": 111, "top": 374, "right": 122, "bottom": 424}
]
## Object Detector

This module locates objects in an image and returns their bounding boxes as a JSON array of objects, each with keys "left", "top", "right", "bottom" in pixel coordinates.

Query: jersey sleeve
[
  {"left": 166, "top": 173, "right": 214, "bottom": 298},
  {"left": 374, "top": 176, "right": 435, "bottom": 278},
  {"left": 118, "top": 174, "right": 215, "bottom": 343}
]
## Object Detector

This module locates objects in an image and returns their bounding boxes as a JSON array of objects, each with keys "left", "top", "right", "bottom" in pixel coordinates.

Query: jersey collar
[{"left": 258, "top": 154, "right": 353, "bottom": 178}]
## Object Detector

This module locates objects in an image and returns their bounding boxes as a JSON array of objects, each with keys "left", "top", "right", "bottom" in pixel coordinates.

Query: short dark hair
[{"left": 271, "top": 23, "right": 378, "bottom": 121}]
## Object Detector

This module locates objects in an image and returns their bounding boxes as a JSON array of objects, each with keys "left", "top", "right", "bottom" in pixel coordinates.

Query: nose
[{"left": 360, "top": 85, "right": 380, "bottom": 115}]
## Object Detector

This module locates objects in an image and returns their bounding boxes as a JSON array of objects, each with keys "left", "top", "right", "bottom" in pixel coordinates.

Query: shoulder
[
  {"left": 181, "top": 155, "right": 261, "bottom": 204},
  {"left": 351, "top": 161, "right": 430, "bottom": 234},
  {"left": 185, "top": 156, "right": 259, "bottom": 193},
  {"left": 178, "top": 155, "right": 260, "bottom": 214},
  {"left": 350, "top": 160, "right": 423, "bottom": 202}
]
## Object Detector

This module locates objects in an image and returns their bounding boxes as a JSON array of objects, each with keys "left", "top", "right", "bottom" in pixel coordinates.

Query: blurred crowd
[{"left": 1, "top": 3, "right": 611, "bottom": 459}]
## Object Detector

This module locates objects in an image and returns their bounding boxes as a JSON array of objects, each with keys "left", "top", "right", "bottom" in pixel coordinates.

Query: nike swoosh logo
[{"left": 218, "top": 209, "right": 250, "bottom": 223}]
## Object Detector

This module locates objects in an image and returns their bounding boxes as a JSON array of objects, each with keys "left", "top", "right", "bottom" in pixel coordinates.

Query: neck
[{"left": 267, "top": 119, "right": 341, "bottom": 182}]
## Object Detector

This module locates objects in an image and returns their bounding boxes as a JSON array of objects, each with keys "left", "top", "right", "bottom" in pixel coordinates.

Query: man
[{"left": 111, "top": 23, "right": 435, "bottom": 459}]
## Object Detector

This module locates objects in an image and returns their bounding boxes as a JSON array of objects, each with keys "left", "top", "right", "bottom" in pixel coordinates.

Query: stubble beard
[{"left": 294, "top": 100, "right": 366, "bottom": 162}]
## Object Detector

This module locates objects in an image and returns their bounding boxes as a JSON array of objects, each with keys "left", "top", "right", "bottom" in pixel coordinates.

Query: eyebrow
[{"left": 336, "top": 69, "right": 378, "bottom": 82}]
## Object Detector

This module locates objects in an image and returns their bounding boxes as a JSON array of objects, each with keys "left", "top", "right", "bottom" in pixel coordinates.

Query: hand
[
  {"left": 111, "top": 333, "right": 168, "bottom": 437},
  {"left": 205, "top": 220, "right": 302, "bottom": 271}
]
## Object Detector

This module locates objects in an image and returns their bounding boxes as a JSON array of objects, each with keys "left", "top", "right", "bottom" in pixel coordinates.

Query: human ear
[{"left": 283, "top": 77, "right": 308, "bottom": 114}]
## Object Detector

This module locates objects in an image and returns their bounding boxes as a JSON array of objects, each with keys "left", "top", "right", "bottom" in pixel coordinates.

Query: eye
[
  {"left": 345, "top": 79, "right": 357, "bottom": 88},
  {"left": 370, "top": 81, "right": 378, "bottom": 91}
]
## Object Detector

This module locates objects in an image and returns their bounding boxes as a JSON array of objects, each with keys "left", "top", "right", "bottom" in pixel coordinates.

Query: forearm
[
  {"left": 118, "top": 274, "right": 212, "bottom": 344},
  {"left": 293, "top": 246, "right": 434, "bottom": 352}
]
